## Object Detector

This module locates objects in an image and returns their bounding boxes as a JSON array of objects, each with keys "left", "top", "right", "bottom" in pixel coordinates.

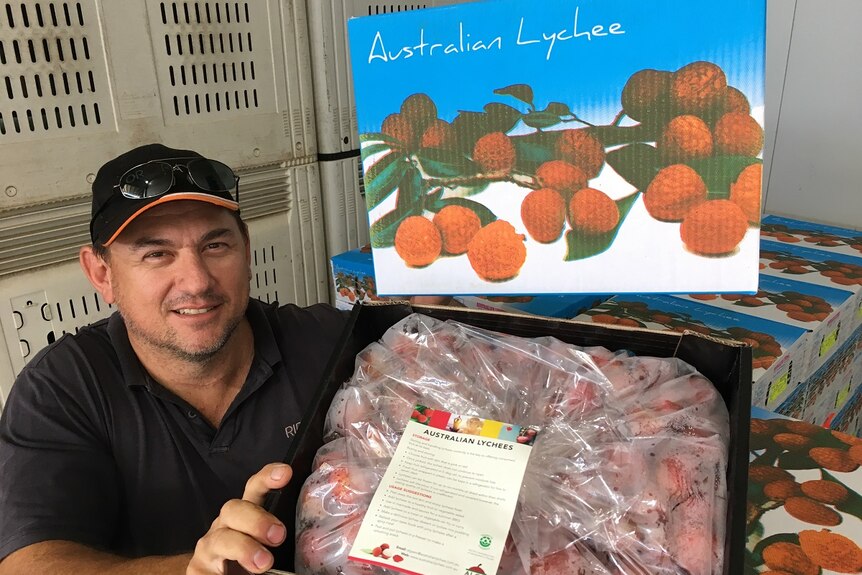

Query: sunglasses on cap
[{"left": 116, "top": 157, "right": 239, "bottom": 200}]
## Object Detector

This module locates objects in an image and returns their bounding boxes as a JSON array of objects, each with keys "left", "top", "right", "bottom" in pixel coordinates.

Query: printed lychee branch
[
  {"left": 745, "top": 418, "right": 862, "bottom": 573},
  {"left": 362, "top": 61, "right": 765, "bottom": 283}
]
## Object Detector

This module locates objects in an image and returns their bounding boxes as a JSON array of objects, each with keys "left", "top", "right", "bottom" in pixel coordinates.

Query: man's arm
[
  {"left": 0, "top": 463, "right": 291, "bottom": 575},
  {"left": 0, "top": 541, "right": 192, "bottom": 575}
]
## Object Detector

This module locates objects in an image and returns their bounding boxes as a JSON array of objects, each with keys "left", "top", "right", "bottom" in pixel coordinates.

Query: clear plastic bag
[{"left": 296, "top": 314, "right": 730, "bottom": 575}]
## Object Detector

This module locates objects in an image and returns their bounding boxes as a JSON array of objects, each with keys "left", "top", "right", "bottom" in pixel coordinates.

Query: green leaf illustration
[
  {"left": 462, "top": 181, "right": 491, "bottom": 196},
  {"left": 564, "top": 192, "right": 639, "bottom": 261},
  {"left": 483, "top": 102, "right": 522, "bottom": 133},
  {"left": 370, "top": 209, "right": 408, "bottom": 248},
  {"left": 425, "top": 187, "right": 445, "bottom": 206},
  {"left": 494, "top": 84, "right": 534, "bottom": 107},
  {"left": 417, "top": 148, "right": 474, "bottom": 178},
  {"left": 776, "top": 450, "right": 820, "bottom": 470},
  {"left": 427, "top": 197, "right": 497, "bottom": 226},
  {"left": 399, "top": 166, "right": 426, "bottom": 208},
  {"left": 368, "top": 169, "right": 425, "bottom": 249},
  {"left": 364, "top": 153, "right": 409, "bottom": 211},
  {"left": 512, "top": 134, "right": 556, "bottom": 173},
  {"left": 750, "top": 518, "right": 765, "bottom": 541},
  {"left": 743, "top": 548, "right": 762, "bottom": 574},
  {"left": 823, "top": 469, "right": 862, "bottom": 521},
  {"left": 361, "top": 142, "right": 396, "bottom": 158},
  {"left": 543, "top": 102, "right": 573, "bottom": 117},
  {"left": 360, "top": 131, "right": 402, "bottom": 147},
  {"left": 522, "top": 111, "right": 563, "bottom": 130},
  {"left": 747, "top": 480, "right": 767, "bottom": 506},
  {"left": 686, "top": 156, "right": 762, "bottom": 199},
  {"left": 605, "top": 143, "right": 661, "bottom": 191}
]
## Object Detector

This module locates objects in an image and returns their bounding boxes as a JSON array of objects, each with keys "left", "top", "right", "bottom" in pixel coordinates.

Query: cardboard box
[
  {"left": 774, "top": 325, "right": 862, "bottom": 428},
  {"left": 775, "top": 380, "right": 807, "bottom": 421},
  {"left": 759, "top": 239, "right": 862, "bottom": 335},
  {"left": 762, "top": 214, "right": 862, "bottom": 260},
  {"left": 573, "top": 294, "right": 809, "bottom": 409},
  {"left": 801, "top": 325, "right": 862, "bottom": 427},
  {"left": 746, "top": 407, "right": 862, "bottom": 575},
  {"left": 330, "top": 247, "right": 384, "bottom": 309},
  {"left": 267, "top": 302, "right": 752, "bottom": 574},
  {"left": 347, "top": 0, "right": 766, "bottom": 296},
  {"left": 676, "top": 273, "right": 857, "bottom": 380},
  {"left": 831, "top": 382, "right": 862, "bottom": 437},
  {"left": 454, "top": 293, "right": 608, "bottom": 319},
  {"left": 331, "top": 247, "right": 607, "bottom": 319}
]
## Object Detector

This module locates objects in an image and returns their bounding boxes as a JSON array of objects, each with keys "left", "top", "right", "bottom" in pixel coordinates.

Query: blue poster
[{"left": 348, "top": 0, "right": 766, "bottom": 296}]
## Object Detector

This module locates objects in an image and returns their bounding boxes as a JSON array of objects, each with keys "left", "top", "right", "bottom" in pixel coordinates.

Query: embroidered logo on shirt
[{"left": 284, "top": 420, "right": 301, "bottom": 438}]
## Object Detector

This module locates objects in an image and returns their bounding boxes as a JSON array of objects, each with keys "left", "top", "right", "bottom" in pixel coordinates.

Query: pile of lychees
[
  {"left": 377, "top": 59, "right": 764, "bottom": 282},
  {"left": 625, "top": 61, "right": 764, "bottom": 255},
  {"left": 385, "top": 93, "right": 618, "bottom": 282}
]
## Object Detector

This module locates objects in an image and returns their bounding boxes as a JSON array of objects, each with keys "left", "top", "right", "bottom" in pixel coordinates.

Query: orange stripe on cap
[{"left": 103, "top": 192, "right": 239, "bottom": 246}]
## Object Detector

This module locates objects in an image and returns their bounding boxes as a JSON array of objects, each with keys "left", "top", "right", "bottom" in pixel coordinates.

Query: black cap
[{"left": 90, "top": 143, "right": 239, "bottom": 246}]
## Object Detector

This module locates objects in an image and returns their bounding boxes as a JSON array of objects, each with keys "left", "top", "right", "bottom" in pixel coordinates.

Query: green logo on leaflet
[{"left": 478, "top": 535, "right": 492, "bottom": 549}]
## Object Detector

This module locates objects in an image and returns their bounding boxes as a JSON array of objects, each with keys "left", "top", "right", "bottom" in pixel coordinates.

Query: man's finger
[
  {"left": 216, "top": 499, "right": 286, "bottom": 547},
  {"left": 241, "top": 463, "right": 292, "bottom": 506},
  {"left": 192, "top": 526, "right": 275, "bottom": 574}
]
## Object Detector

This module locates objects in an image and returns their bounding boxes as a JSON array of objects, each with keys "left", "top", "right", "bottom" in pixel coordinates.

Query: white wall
[{"left": 764, "top": 0, "right": 862, "bottom": 230}]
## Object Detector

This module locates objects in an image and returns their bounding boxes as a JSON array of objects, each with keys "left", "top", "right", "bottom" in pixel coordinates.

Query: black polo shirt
[{"left": 0, "top": 298, "right": 347, "bottom": 560}]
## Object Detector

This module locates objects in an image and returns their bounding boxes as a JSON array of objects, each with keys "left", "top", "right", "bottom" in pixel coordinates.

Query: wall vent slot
[
  {"left": 0, "top": 1, "right": 114, "bottom": 143},
  {"left": 146, "top": 0, "right": 277, "bottom": 124},
  {"left": 368, "top": 3, "right": 428, "bottom": 14}
]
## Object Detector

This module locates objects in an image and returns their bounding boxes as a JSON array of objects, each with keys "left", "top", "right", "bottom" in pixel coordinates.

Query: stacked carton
[
  {"left": 571, "top": 216, "right": 861, "bottom": 429},
  {"left": 756, "top": 216, "right": 862, "bottom": 428},
  {"left": 330, "top": 247, "right": 607, "bottom": 318},
  {"left": 330, "top": 247, "right": 385, "bottom": 309},
  {"left": 675, "top": 274, "right": 857, "bottom": 381},
  {"left": 789, "top": 327, "right": 862, "bottom": 427},
  {"left": 832, "top": 376, "right": 862, "bottom": 437},
  {"left": 451, "top": 294, "right": 607, "bottom": 319},
  {"left": 571, "top": 294, "right": 808, "bottom": 410},
  {"left": 746, "top": 407, "right": 862, "bottom": 575}
]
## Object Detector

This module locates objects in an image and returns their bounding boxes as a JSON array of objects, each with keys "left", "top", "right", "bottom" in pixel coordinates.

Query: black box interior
[{"left": 266, "top": 302, "right": 752, "bottom": 574}]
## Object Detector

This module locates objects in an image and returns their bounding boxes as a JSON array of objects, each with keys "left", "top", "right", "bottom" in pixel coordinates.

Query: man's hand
[{"left": 187, "top": 463, "right": 292, "bottom": 575}]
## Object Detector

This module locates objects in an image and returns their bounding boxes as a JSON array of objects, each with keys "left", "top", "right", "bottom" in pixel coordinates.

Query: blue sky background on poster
[{"left": 348, "top": 0, "right": 766, "bottom": 130}]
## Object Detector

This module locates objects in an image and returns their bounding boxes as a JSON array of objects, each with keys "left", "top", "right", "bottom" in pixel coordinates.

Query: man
[{"left": 0, "top": 144, "right": 348, "bottom": 574}]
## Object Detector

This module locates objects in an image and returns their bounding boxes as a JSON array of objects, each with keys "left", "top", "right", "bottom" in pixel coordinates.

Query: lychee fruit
[
  {"left": 761, "top": 541, "right": 819, "bottom": 575},
  {"left": 534, "top": 160, "right": 588, "bottom": 200},
  {"left": 555, "top": 129, "right": 606, "bottom": 179},
  {"left": 671, "top": 61, "right": 728, "bottom": 114},
  {"left": 568, "top": 188, "right": 620, "bottom": 235},
  {"left": 467, "top": 220, "right": 527, "bottom": 282},
  {"left": 433, "top": 205, "right": 481, "bottom": 255},
  {"left": 729, "top": 163, "right": 762, "bottom": 224},
  {"left": 521, "top": 188, "right": 567, "bottom": 243},
  {"left": 784, "top": 496, "right": 842, "bottom": 526},
  {"left": 660, "top": 115, "right": 714, "bottom": 162},
  {"left": 644, "top": 164, "right": 708, "bottom": 222},
  {"left": 723, "top": 86, "right": 751, "bottom": 115},
  {"left": 394, "top": 216, "right": 442, "bottom": 267},
  {"left": 400, "top": 93, "right": 437, "bottom": 136},
  {"left": 621, "top": 68, "right": 673, "bottom": 123},
  {"left": 381, "top": 113, "right": 414, "bottom": 146},
  {"left": 799, "top": 529, "right": 862, "bottom": 573},
  {"left": 420, "top": 119, "right": 455, "bottom": 149},
  {"left": 713, "top": 112, "right": 764, "bottom": 156},
  {"left": 473, "top": 131, "right": 516, "bottom": 174},
  {"left": 680, "top": 200, "right": 749, "bottom": 256}
]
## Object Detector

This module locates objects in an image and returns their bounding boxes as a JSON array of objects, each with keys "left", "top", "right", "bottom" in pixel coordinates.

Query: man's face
[{"left": 99, "top": 201, "right": 251, "bottom": 363}]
